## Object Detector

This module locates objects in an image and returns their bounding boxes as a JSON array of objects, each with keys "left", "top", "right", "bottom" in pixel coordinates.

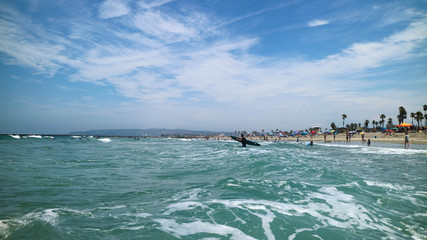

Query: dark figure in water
[
  {"left": 308, "top": 141, "right": 313, "bottom": 146},
  {"left": 241, "top": 134, "right": 247, "bottom": 147}
]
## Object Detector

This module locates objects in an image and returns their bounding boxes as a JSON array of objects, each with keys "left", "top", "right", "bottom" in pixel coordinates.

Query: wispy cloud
[
  {"left": 0, "top": 6, "right": 74, "bottom": 75},
  {"left": 132, "top": 11, "right": 199, "bottom": 43},
  {"left": 138, "top": 0, "right": 173, "bottom": 9},
  {"left": 307, "top": 19, "right": 329, "bottom": 27},
  {"left": 98, "top": 0, "right": 131, "bottom": 19},
  {"left": 2, "top": 3, "right": 426, "bottom": 103}
]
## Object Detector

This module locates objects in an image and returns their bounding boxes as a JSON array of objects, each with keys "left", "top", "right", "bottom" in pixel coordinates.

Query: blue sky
[{"left": 1, "top": 0, "right": 426, "bottom": 134}]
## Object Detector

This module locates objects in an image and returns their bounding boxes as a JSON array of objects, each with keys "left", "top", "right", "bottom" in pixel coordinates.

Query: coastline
[
  {"left": 218, "top": 132, "right": 427, "bottom": 145},
  {"left": 2, "top": 132, "right": 427, "bottom": 145}
]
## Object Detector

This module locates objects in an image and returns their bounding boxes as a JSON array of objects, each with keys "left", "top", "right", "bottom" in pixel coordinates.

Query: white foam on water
[
  {"left": 414, "top": 191, "right": 427, "bottom": 197},
  {"left": 207, "top": 193, "right": 398, "bottom": 238},
  {"left": 71, "top": 136, "right": 81, "bottom": 138},
  {"left": 97, "top": 205, "right": 126, "bottom": 210},
  {"left": 319, "top": 143, "right": 362, "bottom": 148},
  {"left": 0, "top": 207, "right": 91, "bottom": 237},
  {"left": 9, "top": 134, "right": 20, "bottom": 139},
  {"left": 226, "top": 183, "right": 241, "bottom": 187},
  {"left": 120, "top": 225, "right": 146, "bottom": 230},
  {"left": 171, "top": 188, "right": 204, "bottom": 201},
  {"left": 247, "top": 205, "right": 275, "bottom": 240},
  {"left": 308, "top": 187, "right": 375, "bottom": 228},
  {"left": 164, "top": 201, "right": 209, "bottom": 215},
  {"left": 28, "top": 135, "right": 42, "bottom": 138},
  {"left": 401, "top": 222, "right": 427, "bottom": 240},
  {"left": 178, "top": 138, "right": 202, "bottom": 141},
  {"left": 155, "top": 219, "right": 257, "bottom": 240},
  {"left": 363, "top": 181, "right": 420, "bottom": 206},
  {"left": 13, "top": 208, "right": 60, "bottom": 226},
  {"left": 289, "top": 228, "right": 316, "bottom": 240},
  {"left": 364, "top": 180, "right": 415, "bottom": 191},
  {"left": 356, "top": 146, "right": 427, "bottom": 155},
  {"left": 0, "top": 220, "right": 11, "bottom": 239},
  {"left": 134, "top": 213, "right": 152, "bottom": 218},
  {"left": 98, "top": 138, "right": 112, "bottom": 142}
]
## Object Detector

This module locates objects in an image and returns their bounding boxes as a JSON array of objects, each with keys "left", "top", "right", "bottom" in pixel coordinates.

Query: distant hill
[{"left": 68, "top": 128, "right": 232, "bottom": 137}]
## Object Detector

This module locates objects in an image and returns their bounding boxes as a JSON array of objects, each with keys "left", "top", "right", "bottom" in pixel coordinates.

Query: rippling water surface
[{"left": 0, "top": 136, "right": 426, "bottom": 239}]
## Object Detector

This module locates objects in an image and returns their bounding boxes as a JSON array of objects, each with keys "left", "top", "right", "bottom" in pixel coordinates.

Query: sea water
[{"left": 0, "top": 136, "right": 426, "bottom": 239}]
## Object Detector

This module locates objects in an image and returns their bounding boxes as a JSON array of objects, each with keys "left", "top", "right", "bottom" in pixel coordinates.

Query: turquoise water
[{"left": 0, "top": 135, "right": 426, "bottom": 239}]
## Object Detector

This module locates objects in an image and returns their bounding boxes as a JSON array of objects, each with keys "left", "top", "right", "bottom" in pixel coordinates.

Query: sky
[{"left": 0, "top": 0, "right": 426, "bottom": 134}]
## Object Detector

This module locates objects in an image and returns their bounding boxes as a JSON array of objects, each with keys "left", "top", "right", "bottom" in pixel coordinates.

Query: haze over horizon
[{"left": 1, "top": 0, "right": 426, "bottom": 134}]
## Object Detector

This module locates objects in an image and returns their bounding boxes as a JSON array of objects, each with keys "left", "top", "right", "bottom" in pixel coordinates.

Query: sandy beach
[{"left": 217, "top": 132, "right": 427, "bottom": 145}]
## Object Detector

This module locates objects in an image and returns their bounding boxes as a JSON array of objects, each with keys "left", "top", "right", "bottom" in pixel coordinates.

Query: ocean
[{"left": 0, "top": 135, "right": 426, "bottom": 239}]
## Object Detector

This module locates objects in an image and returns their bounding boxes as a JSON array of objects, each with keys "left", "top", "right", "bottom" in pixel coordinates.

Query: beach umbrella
[
  {"left": 329, "top": 130, "right": 335, "bottom": 133},
  {"left": 310, "top": 131, "right": 316, "bottom": 134},
  {"left": 397, "top": 122, "right": 412, "bottom": 127}
]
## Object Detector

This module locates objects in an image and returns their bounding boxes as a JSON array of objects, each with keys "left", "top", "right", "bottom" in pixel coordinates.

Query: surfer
[
  {"left": 308, "top": 141, "right": 313, "bottom": 146},
  {"left": 241, "top": 134, "right": 247, "bottom": 147}
]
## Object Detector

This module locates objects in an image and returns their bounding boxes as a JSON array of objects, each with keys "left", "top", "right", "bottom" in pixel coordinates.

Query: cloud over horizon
[{"left": 0, "top": 0, "right": 426, "bottom": 133}]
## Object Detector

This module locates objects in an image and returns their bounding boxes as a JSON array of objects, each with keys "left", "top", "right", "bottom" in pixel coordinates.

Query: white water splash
[{"left": 98, "top": 138, "right": 112, "bottom": 142}]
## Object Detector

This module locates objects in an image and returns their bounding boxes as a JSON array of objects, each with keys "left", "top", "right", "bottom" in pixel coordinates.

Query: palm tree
[
  {"left": 330, "top": 122, "right": 336, "bottom": 130},
  {"left": 380, "top": 114, "right": 386, "bottom": 127},
  {"left": 379, "top": 119, "right": 384, "bottom": 129},
  {"left": 342, "top": 114, "right": 347, "bottom": 127},
  {"left": 410, "top": 112, "right": 415, "bottom": 125},
  {"left": 387, "top": 118, "right": 393, "bottom": 128},
  {"left": 397, "top": 106, "right": 407, "bottom": 125},
  {"left": 415, "top": 111, "right": 423, "bottom": 130},
  {"left": 423, "top": 104, "right": 427, "bottom": 127},
  {"left": 364, "top": 120, "right": 369, "bottom": 129}
]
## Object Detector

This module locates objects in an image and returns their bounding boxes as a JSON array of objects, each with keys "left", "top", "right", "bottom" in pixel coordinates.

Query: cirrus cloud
[{"left": 307, "top": 19, "right": 330, "bottom": 27}]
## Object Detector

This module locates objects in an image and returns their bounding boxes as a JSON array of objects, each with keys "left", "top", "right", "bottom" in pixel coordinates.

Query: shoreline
[
  {"left": 217, "top": 132, "right": 427, "bottom": 145},
  {"left": 2, "top": 132, "right": 427, "bottom": 145}
]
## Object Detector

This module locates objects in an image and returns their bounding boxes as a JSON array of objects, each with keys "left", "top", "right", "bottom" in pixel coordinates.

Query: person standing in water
[
  {"left": 241, "top": 134, "right": 247, "bottom": 147},
  {"left": 404, "top": 131, "right": 409, "bottom": 149},
  {"left": 367, "top": 139, "right": 371, "bottom": 147}
]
